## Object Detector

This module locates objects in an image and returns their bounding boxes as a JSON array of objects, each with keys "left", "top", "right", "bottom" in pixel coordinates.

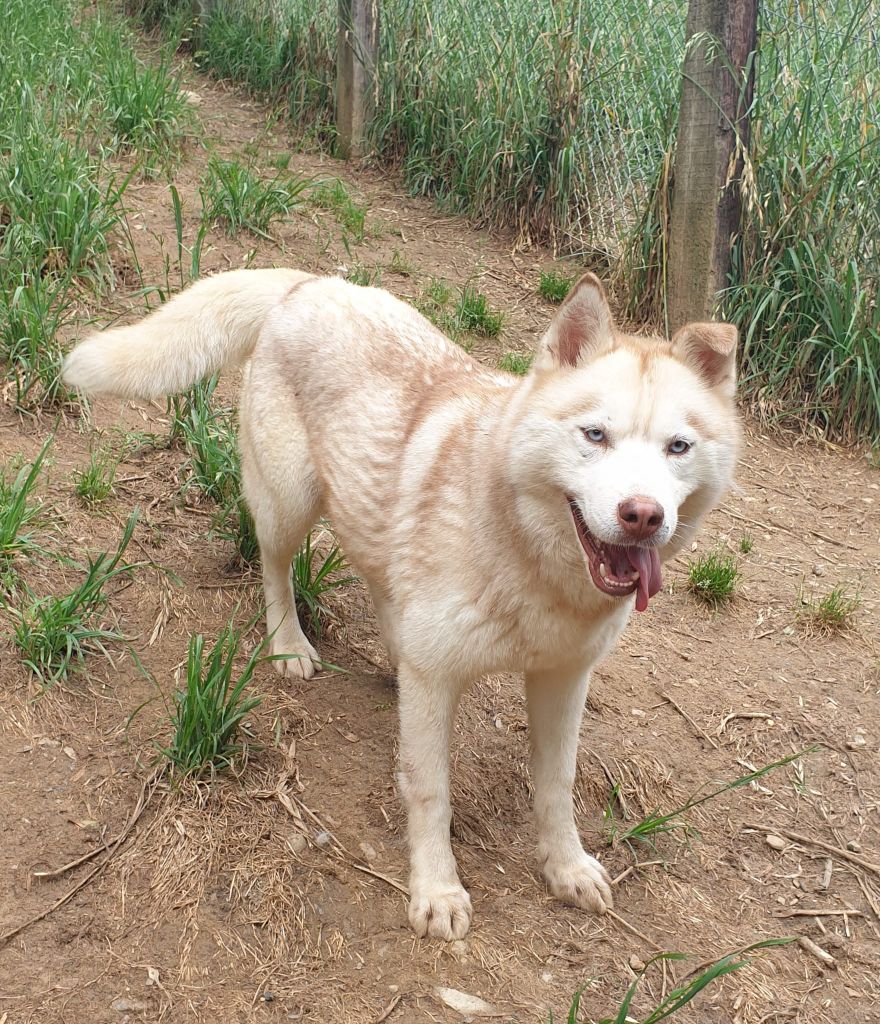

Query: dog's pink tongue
[{"left": 627, "top": 548, "right": 663, "bottom": 612}]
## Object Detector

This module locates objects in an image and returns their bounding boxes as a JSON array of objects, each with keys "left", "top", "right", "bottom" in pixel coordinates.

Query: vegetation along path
[{"left": 0, "top": 3, "right": 878, "bottom": 1022}]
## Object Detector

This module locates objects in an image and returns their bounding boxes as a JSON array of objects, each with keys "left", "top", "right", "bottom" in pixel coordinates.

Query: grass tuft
[
  {"left": 310, "top": 178, "right": 367, "bottom": 243},
  {"left": 686, "top": 550, "right": 739, "bottom": 605},
  {"left": 161, "top": 620, "right": 262, "bottom": 779},
  {"left": 538, "top": 270, "right": 574, "bottom": 303},
  {"left": 452, "top": 285, "right": 503, "bottom": 338},
  {"left": 499, "top": 352, "right": 532, "bottom": 376},
  {"left": 739, "top": 532, "right": 754, "bottom": 554},
  {"left": 74, "top": 447, "right": 119, "bottom": 507},
  {"left": 8, "top": 511, "right": 140, "bottom": 686},
  {"left": 0, "top": 438, "right": 52, "bottom": 565},
  {"left": 797, "top": 583, "right": 860, "bottom": 633},
  {"left": 200, "top": 156, "right": 310, "bottom": 238},
  {"left": 293, "top": 529, "right": 356, "bottom": 637}
]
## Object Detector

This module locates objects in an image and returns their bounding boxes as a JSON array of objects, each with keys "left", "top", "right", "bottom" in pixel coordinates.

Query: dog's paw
[
  {"left": 270, "top": 635, "right": 321, "bottom": 680},
  {"left": 543, "top": 851, "right": 613, "bottom": 914},
  {"left": 408, "top": 882, "right": 472, "bottom": 940}
]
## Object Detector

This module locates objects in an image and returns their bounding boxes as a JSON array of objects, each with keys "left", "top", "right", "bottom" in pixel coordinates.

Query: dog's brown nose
[{"left": 617, "top": 496, "right": 664, "bottom": 540}]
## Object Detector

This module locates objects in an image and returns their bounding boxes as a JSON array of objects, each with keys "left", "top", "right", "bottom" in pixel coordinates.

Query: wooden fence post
[
  {"left": 336, "top": 0, "right": 380, "bottom": 159},
  {"left": 667, "top": 0, "right": 758, "bottom": 329}
]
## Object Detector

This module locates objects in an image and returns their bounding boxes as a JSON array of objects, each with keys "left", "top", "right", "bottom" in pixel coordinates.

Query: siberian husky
[{"left": 63, "top": 268, "right": 741, "bottom": 939}]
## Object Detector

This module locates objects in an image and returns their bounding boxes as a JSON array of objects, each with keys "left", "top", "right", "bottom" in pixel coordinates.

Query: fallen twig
[
  {"left": 743, "top": 822, "right": 880, "bottom": 878},
  {"left": 373, "top": 992, "right": 402, "bottom": 1024},
  {"left": 661, "top": 692, "right": 719, "bottom": 749}
]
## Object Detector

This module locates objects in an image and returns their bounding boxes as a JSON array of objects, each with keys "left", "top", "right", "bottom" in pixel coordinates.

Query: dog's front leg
[
  {"left": 397, "top": 661, "right": 472, "bottom": 940},
  {"left": 525, "top": 665, "right": 613, "bottom": 914}
]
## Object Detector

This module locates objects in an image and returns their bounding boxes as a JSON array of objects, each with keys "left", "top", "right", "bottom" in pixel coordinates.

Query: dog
[{"left": 63, "top": 268, "right": 741, "bottom": 939}]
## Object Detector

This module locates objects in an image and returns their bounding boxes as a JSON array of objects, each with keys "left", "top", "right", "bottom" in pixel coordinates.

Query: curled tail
[{"left": 63, "top": 268, "right": 311, "bottom": 399}]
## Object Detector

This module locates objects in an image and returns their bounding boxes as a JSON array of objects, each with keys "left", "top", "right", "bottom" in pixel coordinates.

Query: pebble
[
  {"left": 847, "top": 840, "right": 861, "bottom": 853},
  {"left": 765, "top": 834, "right": 786, "bottom": 851},
  {"left": 434, "top": 986, "right": 498, "bottom": 1016},
  {"left": 314, "top": 830, "right": 332, "bottom": 848},
  {"left": 631, "top": 708, "right": 646, "bottom": 718},
  {"left": 287, "top": 833, "right": 308, "bottom": 855},
  {"left": 359, "top": 841, "right": 378, "bottom": 862},
  {"left": 629, "top": 954, "right": 646, "bottom": 972},
  {"left": 112, "top": 998, "right": 148, "bottom": 1013},
  {"left": 812, "top": 564, "right": 825, "bottom": 576},
  {"left": 846, "top": 735, "right": 867, "bottom": 749}
]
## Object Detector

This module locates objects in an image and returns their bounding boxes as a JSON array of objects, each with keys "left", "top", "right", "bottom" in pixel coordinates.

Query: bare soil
[{"left": 1, "top": 59, "right": 879, "bottom": 1024}]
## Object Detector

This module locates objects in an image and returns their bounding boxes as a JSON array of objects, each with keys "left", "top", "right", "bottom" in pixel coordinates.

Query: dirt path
[{"left": 1, "top": 60, "right": 879, "bottom": 1024}]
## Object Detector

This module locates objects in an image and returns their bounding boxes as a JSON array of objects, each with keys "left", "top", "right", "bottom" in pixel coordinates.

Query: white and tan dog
[{"left": 63, "top": 269, "right": 740, "bottom": 939}]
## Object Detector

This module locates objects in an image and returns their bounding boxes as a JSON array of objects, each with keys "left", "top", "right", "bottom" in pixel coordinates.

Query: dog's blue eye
[
  {"left": 668, "top": 438, "right": 691, "bottom": 455},
  {"left": 583, "top": 428, "right": 606, "bottom": 444}
]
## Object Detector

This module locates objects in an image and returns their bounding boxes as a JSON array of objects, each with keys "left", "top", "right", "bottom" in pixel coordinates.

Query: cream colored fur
[{"left": 63, "top": 268, "right": 741, "bottom": 940}]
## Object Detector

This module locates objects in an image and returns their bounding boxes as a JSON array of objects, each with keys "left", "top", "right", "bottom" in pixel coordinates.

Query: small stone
[
  {"left": 450, "top": 939, "right": 469, "bottom": 962},
  {"left": 846, "top": 736, "right": 867, "bottom": 749},
  {"left": 631, "top": 708, "right": 646, "bottom": 718},
  {"left": 314, "top": 830, "right": 332, "bottom": 848},
  {"left": 812, "top": 564, "right": 825, "bottom": 576},
  {"left": 112, "top": 998, "right": 148, "bottom": 1013},
  {"left": 765, "top": 834, "right": 786, "bottom": 851},
  {"left": 540, "top": 971, "right": 553, "bottom": 983},
  {"left": 287, "top": 833, "right": 308, "bottom": 855},
  {"left": 846, "top": 840, "right": 861, "bottom": 853},
  {"left": 434, "top": 987, "right": 497, "bottom": 1016},
  {"left": 629, "top": 954, "right": 646, "bottom": 972},
  {"left": 359, "top": 841, "right": 378, "bottom": 862},
  {"left": 261, "top": 991, "right": 275, "bottom": 1003}
]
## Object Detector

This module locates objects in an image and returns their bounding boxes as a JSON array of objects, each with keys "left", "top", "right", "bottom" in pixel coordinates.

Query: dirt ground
[{"left": 1, "top": 56, "right": 879, "bottom": 1024}]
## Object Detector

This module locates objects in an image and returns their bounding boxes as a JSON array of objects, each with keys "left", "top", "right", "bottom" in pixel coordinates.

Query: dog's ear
[
  {"left": 671, "top": 322, "right": 738, "bottom": 396},
  {"left": 534, "top": 273, "right": 614, "bottom": 371}
]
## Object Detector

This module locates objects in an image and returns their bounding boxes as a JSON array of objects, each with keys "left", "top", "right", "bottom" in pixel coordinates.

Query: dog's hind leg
[
  {"left": 525, "top": 664, "right": 614, "bottom": 914},
  {"left": 240, "top": 371, "right": 322, "bottom": 680}
]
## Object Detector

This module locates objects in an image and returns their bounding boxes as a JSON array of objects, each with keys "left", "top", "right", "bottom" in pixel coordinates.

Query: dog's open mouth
[{"left": 568, "top": 498, "right": 663, "bottom": 612}]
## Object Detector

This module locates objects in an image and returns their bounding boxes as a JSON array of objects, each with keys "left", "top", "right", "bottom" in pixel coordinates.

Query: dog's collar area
[{"left": 567, "top": 497, "right": 663, "bottom": 612}]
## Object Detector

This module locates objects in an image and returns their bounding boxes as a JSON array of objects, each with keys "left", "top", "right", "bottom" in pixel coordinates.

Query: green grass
[
  {"left": 347, "top": 262, "right": 382, "bottom": 286},
  {"left": 310, "top": 178, "right": 367, "bottom": 243},
  {"left": 499, "top": 352, "right": 533, "bottom": 376},
  {"left": 738, "top": 532, "right": 753, "bottom": 554},
  {"left": 161, "top": 620, "right": 262, "bottom": 778},
  {"left": 608, "top": 749, "right": 813, "bottom": 849},
  {"left": 538, "top": 270, "right": 574, "bottom": 303},
  {"left": 686, "top": 550, "right": 739, "bottom": 606},
  {"left": 8, "top": 511, "right": 140, "bottom": 686},
  {"left": 797, "top": 583, "right": 861, "bottom": 633},
  {"left": 200, "top": 155, "right": 311, "bottom": 238},
  {"left": 452, "top": 285, "right": 503, "bottom": 338},
  {"left": 0, "top": 438, "right": 52, "bottom": 565},
  {"left": 563, "top": 941, "right": 791, "bottom": 1024},
  {"left": 389, "top": 248, "right": 416, "bottom": 276},
  {"left": 413, "top": 279, "right": 502, "bottom": 342},
  {"left": 74, "top": 447, "right": 119, "bottom": 506},
  {"left": 293, "top": 529, "right": 356, "bottom": 637}
]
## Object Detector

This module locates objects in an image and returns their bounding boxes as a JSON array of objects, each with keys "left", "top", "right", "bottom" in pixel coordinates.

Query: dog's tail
[{"left": 63, "top": 268, "right": 310, "bottom": 399}]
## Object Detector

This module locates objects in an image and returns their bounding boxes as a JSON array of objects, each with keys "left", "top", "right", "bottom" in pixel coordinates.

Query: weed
[
  {"left": 389, "top": 248, "right": 416, "bottom": 276},
  {"left": 310, "top": 179, "right": 366, "bottom": 243},
  {"left": 797, "top": 583, "right": 861, "bottom": 633},
  {"left": 499, "top": 352, "right": 532, "bottom": 376},
  {"left": 538, "top": 270, "right": 574, "bottom": 303},
  {"left": 9, "top": 511, "right": 140, "bottom": 686},
  {"left": 347, "top": 262, "right": 382, "bottom": 286},
  {"left": 103, "top": 50, "right": 193, "bottom": 165},
  {"left": 608, "top": 749, "right": 813, "bottom": 849},
  {"left": 0, "top": 437, "right": 52, "bottom": 564},
  {"left": 452, "top": 285, "right": 503, "bottom": 338},
  {"left": 74, "top": 447, "right": 119, "bottom": 506},
  {"left": 571, "top": 941, "right": 791, "bottom": 1024},
  {"left": 686, "top": 550, "right": 739, "bottom": 605},
  {"left": 200, "top": 156, "right": 310, "bottom": 238},
  {"left": 739, "top": 532, "right": 753, "bottom": 554},
  {"left": 293, "top": 529, "right": 356, "bottom": 636},
  {"left": 161, "top": 620, "right": 262, "bottom": 778}
]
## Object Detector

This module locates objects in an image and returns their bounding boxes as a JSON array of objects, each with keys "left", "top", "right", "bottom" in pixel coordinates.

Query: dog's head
[{"left": 508, "top": 273, "right": 741, "bottom": 612}]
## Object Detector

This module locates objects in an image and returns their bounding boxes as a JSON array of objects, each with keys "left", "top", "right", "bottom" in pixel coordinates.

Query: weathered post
[
  {"left": 336, "top": 0, "right": 380, "bottom": 159},
  {"left": 667, "top": 0, "right": 758, "bottom": 329}
]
